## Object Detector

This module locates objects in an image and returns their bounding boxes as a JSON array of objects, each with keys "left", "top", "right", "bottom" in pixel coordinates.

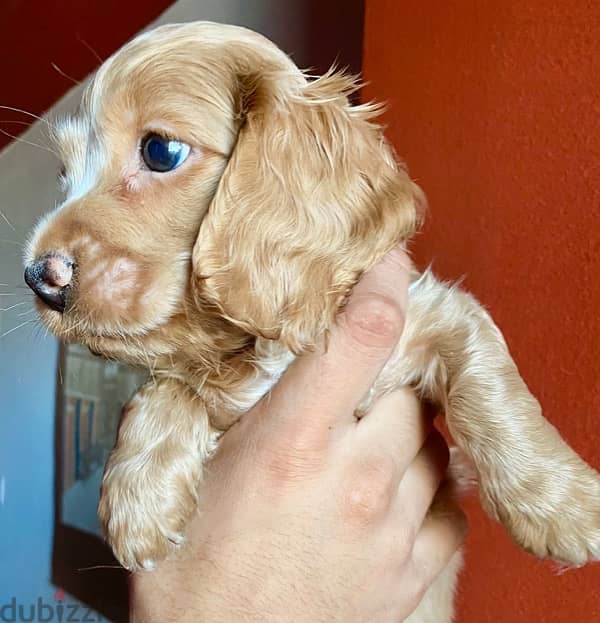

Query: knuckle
[
  {"left": 344, "top": 295, "right": 404, "bottom": 348},
  {"left": 260, "top": 446, "right": 324, "bottom": 490},
  {"left": 340, "top": 456, "right": 396, "bottom": 524}
]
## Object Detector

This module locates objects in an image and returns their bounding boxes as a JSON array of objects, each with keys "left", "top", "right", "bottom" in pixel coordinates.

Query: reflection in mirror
[{"left": 60, "top": 344, "right": 147, "bottom": 536}]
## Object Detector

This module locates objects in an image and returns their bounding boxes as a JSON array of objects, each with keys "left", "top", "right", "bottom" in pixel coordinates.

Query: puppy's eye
[{"left": 141, "top": 133, "right": 191, "bottom": 172}]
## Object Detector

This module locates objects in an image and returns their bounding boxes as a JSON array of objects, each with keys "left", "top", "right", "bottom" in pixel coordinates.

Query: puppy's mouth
[
  {"left": 61, "top": 319, "right": 165, "bottom": 364},
  {"left": 31, "top": 279, "right": 189, "bottom": 366},
  {"left": 35, "top": 300, "right": 126, "bottom": 335},
  {"left": 31, "top": 295, "right": 165, "bottom": 362},
  {"left": 28, "top": 259, "right": 184, "bottom": 340},
  {"left": 25, "top": 241, "right": 193, "bottom": 365}
]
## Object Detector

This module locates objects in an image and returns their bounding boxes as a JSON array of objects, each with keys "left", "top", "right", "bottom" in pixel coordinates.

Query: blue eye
[{"left": 141, "top": 133, "right": 191, "bottom": 172}]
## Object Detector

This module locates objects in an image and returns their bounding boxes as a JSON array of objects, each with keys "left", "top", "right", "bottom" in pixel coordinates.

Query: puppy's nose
[{"left": 24, "top": 253, "right": 74, "bottom": 312}]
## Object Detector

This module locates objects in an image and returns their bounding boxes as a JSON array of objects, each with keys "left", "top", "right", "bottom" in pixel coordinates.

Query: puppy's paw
[
  {"left": 97, "top": 380, "right": 215, "bottom": 572},
  {"left": 482, "top": 464, "right": 600, "bottom": 566},
  {"left": 98, "top": 446, "right": 199, "bottom": 571}
]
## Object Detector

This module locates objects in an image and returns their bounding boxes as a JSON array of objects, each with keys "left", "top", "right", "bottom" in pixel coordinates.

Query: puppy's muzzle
[{"left": 24, "top": 253, "right": 74, "bottom": 313}]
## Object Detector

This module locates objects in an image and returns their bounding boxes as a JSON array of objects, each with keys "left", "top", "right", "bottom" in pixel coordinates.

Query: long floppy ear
[{"left": 192, "top": 66, "right": 423, "bottom": 353}]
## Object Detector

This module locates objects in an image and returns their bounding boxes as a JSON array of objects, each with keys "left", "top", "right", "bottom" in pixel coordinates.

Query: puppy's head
[{"left": 25, "top": 21, "right": 422, "bottom": 367}]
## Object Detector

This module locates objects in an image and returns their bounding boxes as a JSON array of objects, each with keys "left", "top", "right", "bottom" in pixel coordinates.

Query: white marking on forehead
[
  {"left": 56, "top": 112, "right": 105, "bottom": 203},
  {"left": 25, "top": 87, "right": 106, "bottom": 265}
]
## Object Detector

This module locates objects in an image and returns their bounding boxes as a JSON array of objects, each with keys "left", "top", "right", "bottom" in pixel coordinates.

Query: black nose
[{"left": 24, "top": 253, "right": 74, "bottom": 313}]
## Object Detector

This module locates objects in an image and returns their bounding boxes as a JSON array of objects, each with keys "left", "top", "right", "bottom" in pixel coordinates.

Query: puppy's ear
[{"left": 192, "top": 68, "right": 423, "bottom": 352}]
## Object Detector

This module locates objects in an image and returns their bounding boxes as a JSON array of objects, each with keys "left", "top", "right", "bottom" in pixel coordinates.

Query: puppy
[{"left": 24, "top": 22, "right": 599, "bottom": 622}]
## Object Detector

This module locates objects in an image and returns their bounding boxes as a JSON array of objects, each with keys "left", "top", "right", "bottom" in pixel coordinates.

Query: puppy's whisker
[
  {"left": 77, "top": 564, "right": 123, "bottom": 572},
  {"left": 33, "top": 319, "right": 49, "bottom": 344},
  {"left": 31, "top": 322, "right": 45, "bottom": 343},
  {"left": 63, "top": 316, "right": 86, "bottom": 336},
  {"left": 0, "top": 238, "right": 24, "bottom": 246},
  {"left": 0, "top": 301, "right": 29, "bottom": 312},
  {"left": 65, "top": 309, "right": 95, "bottom": 337},
  {"left": 76, "top": 34, "right": 105, "bottom": 64},
  {"left": 0, "top": 105, "right": 55, "bottom": 128},
  {"left": 17, "top": 308, "right": 35, "bottom": 317},
  {"left": 2, "top": 286, "right": 32, "bottom": 295},
  {"left": 0, "top": 210, "right": 16, "bottom": 232},
  {"left": 0, "top": 119, "right": 37, "bottom": 127},
  {"left": 0, "top": 128, "right": 59, "bottom": 157},
  {"left": 0, "top": 319, "right": 34, "bottom": 339},
  {"left": 0, "top": 293, "right": 16, "bottom": 297},
  {"left": 50, "top": 62, "right": 80, "bottom": 86}
]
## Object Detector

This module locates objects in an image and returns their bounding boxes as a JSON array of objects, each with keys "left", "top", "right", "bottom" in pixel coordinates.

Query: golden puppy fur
[{"left": 25, "top": 22, "right": 599, "bottom": 622}]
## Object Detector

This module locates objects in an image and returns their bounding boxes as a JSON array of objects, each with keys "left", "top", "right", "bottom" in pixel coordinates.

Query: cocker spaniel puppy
[{"left": 24, "top": 21, "right": 599, "bottom": 622}]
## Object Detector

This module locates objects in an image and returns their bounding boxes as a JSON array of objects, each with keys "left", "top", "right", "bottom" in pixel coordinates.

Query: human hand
[{"left": 130, "top": 247, "right": 467, "bottom": 623}]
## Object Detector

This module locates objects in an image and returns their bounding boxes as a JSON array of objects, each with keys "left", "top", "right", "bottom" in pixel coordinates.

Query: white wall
[{"left": 0, "top": 0, "right": 363, "bottom": 619}]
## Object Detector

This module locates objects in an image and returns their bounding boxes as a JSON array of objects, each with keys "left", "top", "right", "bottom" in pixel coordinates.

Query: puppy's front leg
[{"left": 98, "top": 378, "right": 218, "bottom": 571}]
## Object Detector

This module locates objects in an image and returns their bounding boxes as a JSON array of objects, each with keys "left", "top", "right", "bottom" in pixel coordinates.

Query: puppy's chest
[
  {"left": 209, "top": 337, "right": 416, "bottom": 428},
  {"left": 206, "top": 343, "right": 296, "bottom": 429},
  {"left": 215, "top": 271, "right": 438, "bottom": 423}
]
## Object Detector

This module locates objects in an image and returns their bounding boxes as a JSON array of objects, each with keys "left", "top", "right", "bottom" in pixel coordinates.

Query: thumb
[{"left": 263, "top": 245, "right": 411, "bottom": 432}]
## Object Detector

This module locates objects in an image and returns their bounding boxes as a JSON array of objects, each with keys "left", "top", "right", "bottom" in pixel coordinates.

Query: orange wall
[{"left": 363, "top": 1, "right": 600, "bottom": 621}]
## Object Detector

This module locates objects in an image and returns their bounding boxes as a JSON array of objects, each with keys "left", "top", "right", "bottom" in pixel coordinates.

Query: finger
[
  {"left": 352, "top": 388, "right": 432, "bottom": 478},
  {"left": 395, "top": 431, "right": 449, "bottom": 525},
  {"left": 410, "top": 505, "right": 468, "bottom": 587},
  {"left": 259, "top": 246, "right": 411, "bottom": 434}
]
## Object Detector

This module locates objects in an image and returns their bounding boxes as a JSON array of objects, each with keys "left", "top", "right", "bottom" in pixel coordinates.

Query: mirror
[
  {"left": 60, "top": 344, "right": 147, "bottom": 536},
  {"left": 52, "top": 344, "right": 146, "bottom": 621}
]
